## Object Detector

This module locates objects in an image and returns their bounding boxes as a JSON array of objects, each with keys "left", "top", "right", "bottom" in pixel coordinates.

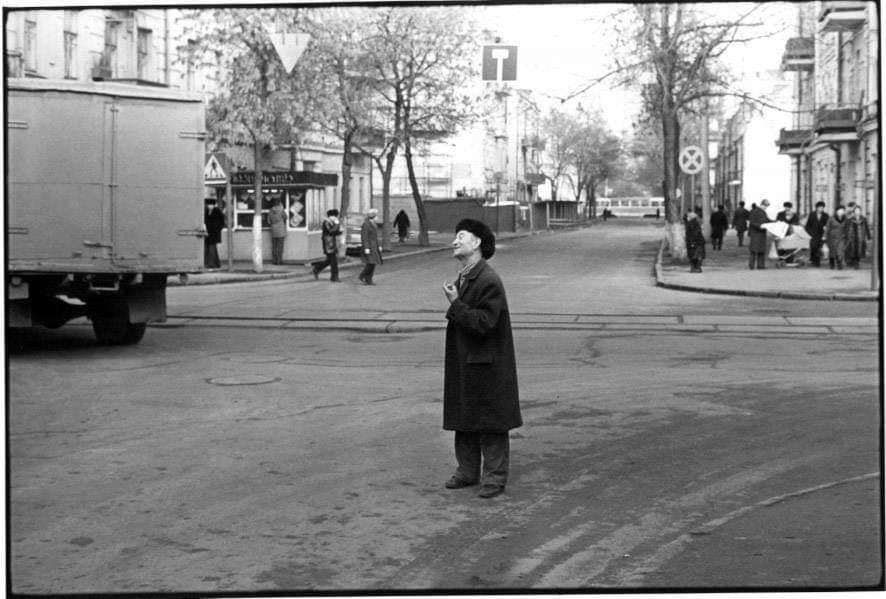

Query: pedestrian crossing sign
[{"left": 204, "top": 153, "right": 228, "bottom": 184}]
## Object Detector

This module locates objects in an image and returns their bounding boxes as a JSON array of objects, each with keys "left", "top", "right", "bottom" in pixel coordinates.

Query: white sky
[{"left": 477, "top": 2, "right": 797, "bottom": 132}]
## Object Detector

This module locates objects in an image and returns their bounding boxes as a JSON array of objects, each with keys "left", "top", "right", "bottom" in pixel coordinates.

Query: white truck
[{"left": 7, "top": 79, "right": 206, "bottom": 344}]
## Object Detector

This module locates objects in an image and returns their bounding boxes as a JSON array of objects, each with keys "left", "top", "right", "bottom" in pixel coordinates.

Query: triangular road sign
[
  {"left": 204, "top": 153, "right": 227, "bottom": 183},
  {"left": 269, "top": 31, "right": 310, "bottom": 73}
]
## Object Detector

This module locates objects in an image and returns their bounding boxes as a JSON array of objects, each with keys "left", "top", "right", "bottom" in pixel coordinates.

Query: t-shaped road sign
[{"left": 482, "top": 45, "right": 517, "bottom": 81}]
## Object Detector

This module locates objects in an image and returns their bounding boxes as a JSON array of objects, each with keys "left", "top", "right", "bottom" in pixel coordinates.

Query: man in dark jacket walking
[
  {"left": 709, "top": 205, "right": 729, "bottom": 250},
  {"left": 732, "top": 201, "right": 750, "bottom": 247},
  {"left": 804, "top": 201, "right": 829, "bottom": 267},
  {"left": 311, "top": 209, "right": 342, "bottom": 282},
  {"left": 748, "top": 199, "right": 772, "bottom": 269},
  {"left": 204, "top": 198, "right": 226, "bottom": 269},
  {"left": 442, "top": 219, "right": 521, "bottom": 499}
]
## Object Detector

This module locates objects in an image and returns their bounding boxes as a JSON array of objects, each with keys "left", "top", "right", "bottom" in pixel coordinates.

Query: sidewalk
[
  {"left": 656, "top": 237, "right": 880, "bottom": 301},
  {"left": 168, "top": 228, "right": 547, "bottom": 287}
]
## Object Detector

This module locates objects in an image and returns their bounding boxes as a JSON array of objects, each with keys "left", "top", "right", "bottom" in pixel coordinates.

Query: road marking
[{"left": 610, "top": 471, "right": 880, "bottom": 586}]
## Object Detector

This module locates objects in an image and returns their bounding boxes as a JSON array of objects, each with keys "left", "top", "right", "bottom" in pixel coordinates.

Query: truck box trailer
[{"left": 7, "top": 78, "right": 206, "bottom": 344}]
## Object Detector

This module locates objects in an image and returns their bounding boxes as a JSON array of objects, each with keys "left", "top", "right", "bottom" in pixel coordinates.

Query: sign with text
[{"left": 482, "top": 45, "right": 517, "bottom": 81}]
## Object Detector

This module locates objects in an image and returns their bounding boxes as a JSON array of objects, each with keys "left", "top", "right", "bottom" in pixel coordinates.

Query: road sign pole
[{"left": 226, "top": 173, "right": 234, "bottom": 272}]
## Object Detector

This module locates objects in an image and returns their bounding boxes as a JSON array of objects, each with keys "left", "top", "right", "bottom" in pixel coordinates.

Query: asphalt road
[{"left": 7, "top": 220, "right": 881, "bottom": 594}]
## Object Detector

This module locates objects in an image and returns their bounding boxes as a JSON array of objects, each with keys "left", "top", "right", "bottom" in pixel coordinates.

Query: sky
[{"left": 476, "top": 2, "right": 797, "bottom": 132}]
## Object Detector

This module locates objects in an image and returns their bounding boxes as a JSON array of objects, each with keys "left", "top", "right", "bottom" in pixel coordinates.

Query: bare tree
[{"left": 185, "top": 8, "right": 316, "bottom": 272}]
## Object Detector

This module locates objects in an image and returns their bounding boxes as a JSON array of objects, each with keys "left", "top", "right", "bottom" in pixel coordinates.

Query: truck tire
[{"left": 89, "top": 299, "right": 147, "bottom": 345}]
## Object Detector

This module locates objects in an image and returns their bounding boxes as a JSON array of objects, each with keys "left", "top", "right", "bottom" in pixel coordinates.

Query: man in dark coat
[
  {"left": 804, "top": 201, "right": 829, "bottom": 267},
  {"left": 732, "top": 201, "right": 750, "bottom": 247},
  {"left": 776, "top": 201, "right": 800, "bottom": 225},
  {"left": 204, "top": 198, "right": 225, "bottom": 269},
  {"left": 311, "top": 209, "right": 342, "bottom": 282},
  {"left": 442, "top": 218, "right": 521, "bottom": 499},
  {"left": 358, "top": 208, "right": 382, "bottom": 285},
  {"left": 393, "top": 209, "right": 411, "bottom": 244},
  {"left": 685, "top": 212, "right": 706, "bottom": 272},
  {"left": 748, "top": 198, "right": 772, "bottom": 269},
  {"left": 709, "top": 205, "right": 729, "bottom": 250}
]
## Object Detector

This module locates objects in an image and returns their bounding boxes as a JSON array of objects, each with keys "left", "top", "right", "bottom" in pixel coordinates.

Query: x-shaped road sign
[{"left": 679, "top": 145, "right": 704, "bottom": 175}]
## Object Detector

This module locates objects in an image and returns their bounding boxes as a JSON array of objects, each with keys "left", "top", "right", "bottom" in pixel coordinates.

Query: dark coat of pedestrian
[
  {"left": 268, "top": 202, "right": 287, "bottom": 265},
  {"left": 732, "top": 202, "right": 750, "bottom": 247},
  {"left": 685, "top": 212, "right": 706, "bottom": 272},
  {"left": 442, "top": 218, "right": 521, "bottom": 499},
  {"left": 844, "top": 207, "right": 871, "bottom": 269},
  {"left": 748, "top": 199, "right": 772, "bottom": 269},
  {"left": 393, "top": 209, "right": 411, "bottom": 243},
  {"left": 804, "top": 202, "right": 829, "bottom": 267},
  {"left": 826, "top": 208, "right": 847, "bottom": 269},
  {"left": 204, "top": 199, "right": 226, "bottom": 269},
  {"left": 311, "top": 209, "right": 342, "bottom": 282},
  {"left": 709, "top": 206, "right": 729, "bottom": 250},
  {"left": 359, "top": 208, "right": 382, "bottom": 285},
  {"left": 776, "top": 202, "right": 800, "bottom": 225}
]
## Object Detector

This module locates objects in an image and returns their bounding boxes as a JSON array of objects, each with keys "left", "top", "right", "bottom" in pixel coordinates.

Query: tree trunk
[
  {"left": 661, "top": 104, "right": 686, "bottom": 260},
  {"left": 587, "top": 179, "right": 597, "bottom": 219},
  {"left": 404, "top": 138, "right": 429, "bottom": 246},
  {"left": 252, "top": 140, "right": 264, "bottom": 273},
  {"left": 339, "top": 128, "right": 354, "bottom": 259},
  {"left": 380, "top": 146, "right": 397, "bottom": 253}
]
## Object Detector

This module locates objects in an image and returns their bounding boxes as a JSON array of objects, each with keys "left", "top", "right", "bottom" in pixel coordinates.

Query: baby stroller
[{"left": 766, "top": 222, "right": 810, "bottom": 268}]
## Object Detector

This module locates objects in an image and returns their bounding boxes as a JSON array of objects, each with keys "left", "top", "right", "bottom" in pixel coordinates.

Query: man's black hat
[{"left": 455, "top": 218, "right": 495, "bottom": 259}]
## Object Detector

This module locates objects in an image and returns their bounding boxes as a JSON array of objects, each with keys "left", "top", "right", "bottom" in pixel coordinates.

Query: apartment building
[{"left": 776, "top": 1, "right": 879, "bottom": 217}]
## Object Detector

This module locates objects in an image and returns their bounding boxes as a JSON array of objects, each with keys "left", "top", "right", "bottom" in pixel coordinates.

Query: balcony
[
  {"left": 780, "top": 37, "right": 814, "bottom": 71},
  {"left": 819, "top": 2, "right": 868, "bottom": 32},
  {"left": 813, "top": 106, "right": 860, "bottom": 142},
  {"left": 775, "top": 128, "right": 812, "bottom": 155},
  {"left": 857, "top": 101, "right": 879, "bottom": 136}
]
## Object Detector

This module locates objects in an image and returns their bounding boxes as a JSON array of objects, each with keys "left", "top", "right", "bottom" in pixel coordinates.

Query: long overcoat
[
  {"left": 844, "top": 215, "right": 871, "bottom": 262},
  {"left": 748, "top": 206, "right": 771, "bottom": 253},
  {"left": 685, "top": 218, "right": 706, "bottom": 260},
  {"left": 826, "top": 216, "right": 847, "bottom": 260},
  {"left": 204, "top": 207, "right": 225, "bottom": 245},
  {"left": 732, "top": 207, "right": 750, "bottom": 233},
  {"left": 709, "top": 210, "right": 729, "bottom": 239},
  {"left": 360, "top": 217, "right": 382, "bottom": 265},
  {"left": 444, "top": 259, "right": 521, "bottom": 433}
]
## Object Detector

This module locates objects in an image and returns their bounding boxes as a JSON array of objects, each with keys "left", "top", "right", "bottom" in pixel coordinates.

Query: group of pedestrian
[{"left": 817, "top": 203, "right": 871, "bottom": 270}]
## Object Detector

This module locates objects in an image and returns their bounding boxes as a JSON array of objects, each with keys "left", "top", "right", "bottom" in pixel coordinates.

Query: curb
[
  {"left": 654, "top": 238, "right": 878, "bottom": 302},
  {"left": 168, "top": 229, "right": 544, "bottom": 287}
]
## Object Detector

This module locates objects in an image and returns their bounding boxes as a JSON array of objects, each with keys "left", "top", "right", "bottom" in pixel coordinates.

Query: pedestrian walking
[
  {"left": 844, "top": 205, "right": 871, "bottom": 269},
  {"left": 804, "top": 201, "right": 829, "bottom": 267},
  {"left": 709, "top": 205, "right": 729, "bottom": 250},
  {"left": 748, "top": 199, "right": 772, "bottom": 269},
  {"left": 269, "top": 201, "right": 287, "bottom": 265},
  {"left": 732, "top": 201, "right": 750, "bottom": 247},
  {"left": 393, "top": 209, "right": 411, "bottom": 244},
  {"left": 358, "top": 208, "right": 382, "bottom": 285},
  {"left": 442, "top": 218, "right": 521, "bottom": 499},
  {"left": 311, "top": 209, "right": 342, "bottom": 282},
  {"left": 685, "top": 212, "right": 706, "bottom": 272},
  {"left": 203, "top": 198, "right": 225, "bottom": 269},
  {"left": 826, "top": 206, "right": 847, "bottom": 270}
]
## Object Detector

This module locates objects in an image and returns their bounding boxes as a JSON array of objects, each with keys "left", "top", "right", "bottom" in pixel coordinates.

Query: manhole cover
[{"left": 207, "top": 375, "right": 281, "bottom": 386}]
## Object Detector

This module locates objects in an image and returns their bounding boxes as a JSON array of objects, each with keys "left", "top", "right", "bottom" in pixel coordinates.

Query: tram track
[{"left": 153, "top": 312, "right": 877, "bottom": 337}]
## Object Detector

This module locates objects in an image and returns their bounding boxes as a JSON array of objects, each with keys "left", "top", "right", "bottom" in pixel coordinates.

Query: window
[
  {"left": 104, "top": 20, "right": 118, "bottom": 76},
  {"left": 137, "top": 28, "right": 151, "bottom": 79},
  {"left": 64, "top": 31, "right": 77, "bottom": 78},
  {"left": 231, "top": 189, "right": 308, "bottom": 231},
  {"left": 23, "top": 20, "right": 36, "bottom": 72},
  {"left": 185, "top": 39, "right": 196, "bottom": 90}
]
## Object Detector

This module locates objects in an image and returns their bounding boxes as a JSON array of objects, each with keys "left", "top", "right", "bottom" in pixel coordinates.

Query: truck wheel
[{"left": 90, "top": 300, "right": 147, "bottom": 345}]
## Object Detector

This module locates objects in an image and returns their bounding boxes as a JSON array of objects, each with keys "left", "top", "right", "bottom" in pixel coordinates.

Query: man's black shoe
[{"left": 445, "top": 477, "right": 477, "bottom": 489}]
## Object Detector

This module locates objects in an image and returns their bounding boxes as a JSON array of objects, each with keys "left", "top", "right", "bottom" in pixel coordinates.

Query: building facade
[
  {"left": 776, "top": 1, "right": 879, "bottom": 218},
  {"left": 5, "top": 8, "right": 372, "bottom": 263}
]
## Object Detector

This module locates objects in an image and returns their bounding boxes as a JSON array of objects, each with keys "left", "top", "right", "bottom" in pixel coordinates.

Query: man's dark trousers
[
  {"left": 749, "top": 251, "right": 766, "bottom": 269},
  {"left": 313, "top": 252, "right": 339, "bottom": 280},
  {"left": 454, "top": 431, "right": 509, "bottom": 488}
]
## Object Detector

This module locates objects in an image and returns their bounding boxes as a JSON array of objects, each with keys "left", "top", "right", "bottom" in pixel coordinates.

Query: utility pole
[
  {"left": 872, "top": 174, "right": 880, "bottom": 291},
  {"left": 700, "top": 106, "right": 711, "bottom": 238}
]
